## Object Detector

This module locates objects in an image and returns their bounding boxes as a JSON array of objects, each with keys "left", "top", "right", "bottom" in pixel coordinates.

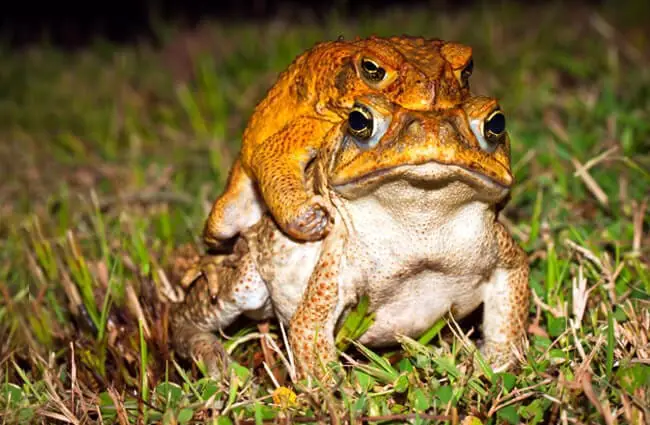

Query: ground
[{"left": 0, "top": 1, "right": 649, "bottom": 424}]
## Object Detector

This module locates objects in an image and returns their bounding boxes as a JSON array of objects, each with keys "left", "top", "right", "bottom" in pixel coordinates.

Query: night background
[
  {"left": 1, "top": 0, "right": 463, "bottom": 46},
  {"left": 1, "top": 0, "right": 649, "bottom": 423},
  {"left": 1, "top": 0, "right": 634, "bottom": 47}
]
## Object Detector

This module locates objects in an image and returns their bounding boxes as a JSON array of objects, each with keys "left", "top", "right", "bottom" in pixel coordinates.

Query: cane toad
[
  {"left": 172, "top": 94, "right": 529, "bottom": 380},
  {"left": 201, "top": 36, "right": 474, "bottom": 251}
]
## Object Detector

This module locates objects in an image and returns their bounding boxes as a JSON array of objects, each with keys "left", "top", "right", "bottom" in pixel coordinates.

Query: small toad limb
[
  {"left": 170, "top": 248, "right": 273, "bottom": 378},
  {"left": 479, "top": 222, "right": 530, "bottom": 371}
]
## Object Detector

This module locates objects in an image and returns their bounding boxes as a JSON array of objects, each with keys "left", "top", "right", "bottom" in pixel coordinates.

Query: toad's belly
[{"left": 357, "top": 271, "right": 485, "bottom": 346}]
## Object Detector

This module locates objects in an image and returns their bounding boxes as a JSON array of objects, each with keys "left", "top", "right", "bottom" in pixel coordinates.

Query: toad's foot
[
  {"left": 247, "top": 117, "right": 337, "bottom": 242},
  {"left": 179, "top": 234, "right": 255, "bottom": 298},
  {"left": 186, "top": 332, "right": 230, "bottom": 379},
  {"left": 284, "top": 195, "right": 335, "bottom": 242},
  {"left": 478, "top": 340, "right": 522, "bottom": 373},
  {"left": 179, "top": 254, "right": 227, "bottom": 299}
]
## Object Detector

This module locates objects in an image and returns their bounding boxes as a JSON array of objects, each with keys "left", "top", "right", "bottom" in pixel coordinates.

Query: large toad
[
  {"left": 200, "top": 36, "right": 474, "bottom": 249},
  {"left": 172, "top": 94, "right": 529, "bottom": 380}
]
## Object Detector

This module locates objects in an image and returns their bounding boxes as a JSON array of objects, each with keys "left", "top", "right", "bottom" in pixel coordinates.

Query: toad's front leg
[
  {"left": 248, "top": 117, "right": 337, "bottom": 242},
  {"left": 288, "top": 224, "right": 348, "bottom": 381},
  {"left": 480, "top": 222, "right": 530, "bottom": 372}
]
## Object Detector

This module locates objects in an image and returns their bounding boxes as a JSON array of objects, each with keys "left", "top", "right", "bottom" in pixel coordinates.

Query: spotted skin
[
  {"left": 288, "top": 223, "right": 347, "bottom": 379},
  {"left": 202, "top": 36, "right": 474, "bottom": 248}
]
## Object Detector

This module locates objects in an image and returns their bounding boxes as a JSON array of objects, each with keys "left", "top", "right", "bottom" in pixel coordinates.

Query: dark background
[{"left": 0, "top": 0, "right": 610, "bottom": 48}]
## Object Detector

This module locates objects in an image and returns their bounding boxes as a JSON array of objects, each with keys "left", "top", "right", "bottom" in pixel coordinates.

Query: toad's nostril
[{"left": 404, "top": 118, "right": 424, "bottom": 139}]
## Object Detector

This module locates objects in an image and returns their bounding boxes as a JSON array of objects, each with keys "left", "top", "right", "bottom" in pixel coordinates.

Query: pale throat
[{"left": 338, "top": 177, "right": 497, "bottom": 240}]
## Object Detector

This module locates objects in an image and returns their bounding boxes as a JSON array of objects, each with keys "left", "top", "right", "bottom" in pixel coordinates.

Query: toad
[{"left": 172, "top": 94, "right": 529, "bottom": 380}]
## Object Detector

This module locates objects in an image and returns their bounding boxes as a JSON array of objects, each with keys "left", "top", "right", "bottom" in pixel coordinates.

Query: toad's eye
[
  {"left": 346, "top": 103, "right": 390, "bottom": 149},
  {"left": 460, "top": 58, "right": 473, "bottom": 87},
  {"left": 360, "top": 58, "right": 386, "bottom": 83},
  {"left": 485, "top": 109, "right": 506, "bottom": 141},
  {"left": 470, "top": 108, "right": 506, "bottom": 153},
  {"left": 348, "top": 105, "right": 373, "bottom": 140},
  {"left": 483, "top": 109, "right": 506, "bottom": 139}
]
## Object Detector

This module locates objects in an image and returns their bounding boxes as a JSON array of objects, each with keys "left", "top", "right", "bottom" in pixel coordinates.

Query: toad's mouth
[{"left": 331, "top": 159, "right": 511, "bottom": 196}]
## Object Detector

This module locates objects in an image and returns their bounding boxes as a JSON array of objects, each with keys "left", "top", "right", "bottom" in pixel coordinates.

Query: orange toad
[{"left": 202, "top": 36, "right": 474, "bottom": 248}]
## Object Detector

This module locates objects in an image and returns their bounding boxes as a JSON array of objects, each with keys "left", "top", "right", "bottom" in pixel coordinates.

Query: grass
[{"left": 1, "top": 1, "right": 649, "bottom": 423}]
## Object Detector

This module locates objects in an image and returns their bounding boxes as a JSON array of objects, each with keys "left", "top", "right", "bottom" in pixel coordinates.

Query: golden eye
[
  {"left": 348, "top": 105, "right": 374, "bottom": 140},
  {"left": 484, "top": 109, "right": 506, "bottom": 144},
  {"left": 460, "top": 58, "right": 473, "bottom": 87},
  {"left": 360, "top": 58, "right": 386, "bottom": 83},
  {"left": 470, "top": 107, "right": 506, "bottom": 153}
]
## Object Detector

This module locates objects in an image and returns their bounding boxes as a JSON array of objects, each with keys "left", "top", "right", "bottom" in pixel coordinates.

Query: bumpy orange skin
[{"left": 203, "top": 36, "right": 474, "bottom": 247}]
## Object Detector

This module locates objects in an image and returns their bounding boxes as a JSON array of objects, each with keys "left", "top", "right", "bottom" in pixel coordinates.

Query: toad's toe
[
  {"left": 478, "top": 341, "right": 519, "bottom": 373},
  {"left": 189, "top": 333, "right": 230, "bottom": 379}
]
